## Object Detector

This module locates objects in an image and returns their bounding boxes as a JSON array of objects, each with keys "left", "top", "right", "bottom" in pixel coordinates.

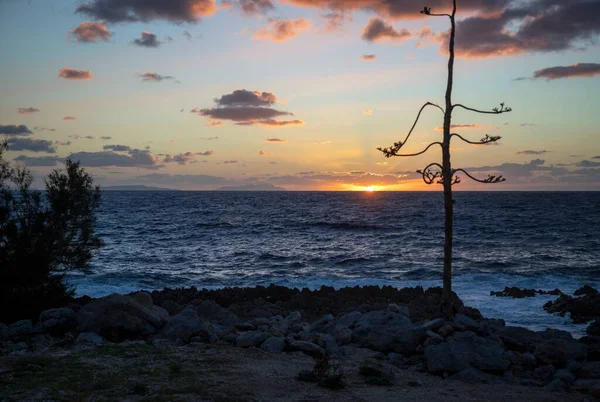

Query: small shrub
[
  {"left": 296, "top": 355, "right": 345, "bottom": 390},
  {"left": 359, "top": 359, "right": 394, "bottom": 386}
]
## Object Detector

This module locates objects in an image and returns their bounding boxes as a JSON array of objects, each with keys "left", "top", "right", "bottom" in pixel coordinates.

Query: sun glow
[{"left": 364, "top": 186, "right": 375, "bottom": 192}]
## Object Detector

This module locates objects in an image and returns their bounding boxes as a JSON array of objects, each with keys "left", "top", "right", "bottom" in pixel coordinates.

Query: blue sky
[{"left": 1, "top": 0, "right": 599, "bottom": 190}]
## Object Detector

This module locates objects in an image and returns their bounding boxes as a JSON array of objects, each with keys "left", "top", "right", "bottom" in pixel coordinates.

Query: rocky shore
[{"left": 1, "top": 285, "right": 600, "bottom": 401}]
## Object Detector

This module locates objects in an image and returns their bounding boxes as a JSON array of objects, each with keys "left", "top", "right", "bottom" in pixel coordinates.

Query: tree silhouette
[{"left": 378, "top": 0, "right": 512, "bottom": 319}]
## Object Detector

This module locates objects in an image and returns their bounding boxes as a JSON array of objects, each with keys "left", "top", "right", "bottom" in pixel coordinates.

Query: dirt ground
[{"left": 0, "top": 342, "right": 588, "bottom": 402}]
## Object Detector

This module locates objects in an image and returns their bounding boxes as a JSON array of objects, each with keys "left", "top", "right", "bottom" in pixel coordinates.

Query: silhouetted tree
[
  {"left": 0, "top": 140, "right": 101, "bottom": 323},
  {"left": 378, "top": 0, "right": 512, "bottom": 319}
]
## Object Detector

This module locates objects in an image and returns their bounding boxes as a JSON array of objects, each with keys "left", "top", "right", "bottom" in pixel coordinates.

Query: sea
[{"left": 66, "top": 191, "right": 600, "bottom": 337}]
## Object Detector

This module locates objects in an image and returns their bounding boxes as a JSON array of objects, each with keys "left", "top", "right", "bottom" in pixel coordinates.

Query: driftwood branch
[
  {"left": 453, "top": 102, "right": 512, "bottom": 115},
  {"left": 452, "top": 168, "right": 506, "bottom": 184},
  {"left": 417, "top": 162, "right": 444, "bottom": 184},
  {"left": 450, "top": 133, "right": 501, "bottom": 145},
  {"left": 390, "top": 142, "right": 442, "bottom": 157},
  {"left": 377, "top": 102, "right": 444, "bottom": 157}
]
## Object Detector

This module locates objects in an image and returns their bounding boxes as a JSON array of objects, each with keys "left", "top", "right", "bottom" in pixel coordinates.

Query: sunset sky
[{"left": 1, "top": 0, "right": 599, "bottom": 190}]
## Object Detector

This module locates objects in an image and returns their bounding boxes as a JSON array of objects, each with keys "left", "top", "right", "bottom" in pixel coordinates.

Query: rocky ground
[{"left": 1, "top": 285, "right": 600, "bottom": 401}]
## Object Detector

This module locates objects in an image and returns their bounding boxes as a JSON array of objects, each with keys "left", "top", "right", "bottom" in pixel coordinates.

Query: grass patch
[{"left": 296, "top": 355, "right": 346, "bottom": 390}]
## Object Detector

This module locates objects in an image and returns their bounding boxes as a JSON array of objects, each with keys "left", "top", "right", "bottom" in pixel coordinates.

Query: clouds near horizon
[
  {"left": 253, "top": 18, "right": 311, "bottom": 42},
  {"left": 75, "top": 0, "right": 217, "bottom": 23},
  {"left": 0, "top": 124, "right": 33, "bottom": 135},
  {"left": 69, "top": 21, "right": 112, "bottom": 43},
  {"left": 58, "top": 67, "right": 93, "bottom": 80}
]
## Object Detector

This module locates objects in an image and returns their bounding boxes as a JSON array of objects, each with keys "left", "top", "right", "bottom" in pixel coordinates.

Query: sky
[{"left": 0, "top": 0, "right": 599, "bottom": 191}]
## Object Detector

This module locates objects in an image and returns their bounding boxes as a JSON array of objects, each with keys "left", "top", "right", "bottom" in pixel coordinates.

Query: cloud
[
  {"left": 136, "top": 173, "right": 229, "bottom": 187},
  {"left": 58, "top": 67, "right": 93, "bottom": 80},
  {"left": 516, "top": 150, "right": 549, "bottom": 155},
  {"left": 259, "top": 150, "right": 273, "bottom": 156},
  {"left": 434, "top": 124, "right": 482, "bottom": 131},
  {"left": 14, "top": 155, "right": 62, "bottom": 167},
  {"left": 197, "top": 89, "right": 303, "bottom": 127},
  {"left": 18, "top": 107, "right": 40, "bottom": 115},
  {"left": 7, "top": 138, "right": 56, "bottom": 153},
  {"left": 69, "top": 21, "right": 111, "bottom": 43},
  {"left": 0, "top": 124, "right": 32, "bottom": 135},
  {"left": 206, "top": 121, "right": 223, "bottom": 127},
  {"left": 360, "top": 54, "right": 376, "bottom": 61},
  {"left": 75, "top": 0, "right": 218, "bottom": 24},
  {"left": 63, "top": 116, "right": 77, "bottom": 121},
  {"left": 139, "top": 72, "right": 174, "bottom": 82},
  {"left": 253, "top": 18, "right": 311, "bottom": 42},
  {"left": 533, "top": 63, "right": 600, "bottom": 80},
  {"left": 69, "top": 149, "right": 161, "bottom": 168},
  {"left": 362, "top": 18, "right": 411, "bottom": 43},
  {"left": 133, "top": 31, "right": 161, "bottom": 47},
  {"left": 199, "top": 136, "right": 220, "bottom": 140},
  {"left": 223, "top": 160, "right": 238, "bottom": 164},
  {"left": 103, "top": 144, "right": 132, "bottom": 152},
  {"left": 183, "top": 30, "right": 193, "bottom": 40},
  {"left": 364, "top": 109, "right": 373, "bottom": 115},
  {"left": 520, "top": 123, "right": 536, "bottom": 127},
  {"left": 578, "top": 160, "right": 600, "bottom": 168},
  {"left": 163, "top": 151, "right": 214, "bottom": 164},
  {"left": 216, "top": 90, "right": 277, "bottom": 107},
  {"left": 446, "top": 1, "right": 600, "bottom": 58},
  {"left": 231, "top": 0, "right": 275, "bottom": 16},
  {"left": 55, "top": 141, "right": 72, "bottom": 146},
  {"left": 593, "top": 156, "right": 600, "bottom": 160},
  {"left": 197, "top": 150, "right": 214, "bottom": 156},
  {"left": 265, "top": 138, "right": 286, "bottom": 143},
  {"left": 34, "top": 126, "right": 55, "bottom": 132},
  {"left": 100, "top": 136, "right": 112, "bottom": 140}
]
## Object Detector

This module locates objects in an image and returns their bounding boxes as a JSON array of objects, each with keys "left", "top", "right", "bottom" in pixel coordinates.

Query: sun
[{"left": 364, "top": 186, "right": 375, "bottom": 192}]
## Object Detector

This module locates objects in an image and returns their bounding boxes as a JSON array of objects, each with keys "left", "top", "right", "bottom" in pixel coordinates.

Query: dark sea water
[{"left": 67, "top": 191, "right": 600, "bottom": 336}]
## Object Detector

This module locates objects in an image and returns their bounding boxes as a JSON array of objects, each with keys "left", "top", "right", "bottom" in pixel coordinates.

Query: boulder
[
  {"left": 543, "top": 379, "right": 568, "bottom": 392},
  {"left": 8, "top": 320, "right": 33, "bottom": 341},
  {"left": 260, "top": 336, "right": 285, "bottom": 353},
  {"left": 366, "top": 326, "right": 426, "bottom": 356},
  {"left": 534, "top": 340, "right": 587, "bottom": 366},
  {"left": 337, "top": 311, "right": 362, "bottom": 327},
  {"left": 450, "top": 368, "right": 505, "bottom": 384},
  {"left": 480, "top": 319, "right": 505, "bottom": 336},
  {"left": 554, "top": 369, "right": 576, "bottom": 385},
  {"left": 533, "top": 364, "right": 556, "bottom": 384},
  {"left": 77, "top": 294, "right": 168, "bottom": 342},
  {"left": 157, "top": 307, "right": 211, "bottom": 344},
  {"left": 574, "top": 285, "right": 598, "bottom": 297},
  {"left": 425, "top": 332, "right": 509, "bottom": 374},
  {"left": 161, "top": 300, "right": 184, "bottom": 316},
  {"left": 289, "top": 340, "right": 325, "bottom": 357},
  {"left": 314, "top": 333, "right": 339, "bottom": 356},
  {"left": 573, "top": 378, "right": 600, "bottom": 393},
  {"left": 39, "top": 308, "right": 77, "bottom": 336},
  {"left": 236, "top": 330, "right": 268, "bottom": 348},
  {"left": 235, "top": 323, "right": 256, "bottom": 332},
  {"left": 132, "top": 292, "right": 154, "bottom": 309},
  {"left": 309, "top": 314, "right": 335, "bottom": 333},
  {"left": 590, "top": 382, "right": 600, "bottom": 399},
  {"left": 496, "top": 326, "right": 543, "bottom": 353},
  {"left": 353, "top": 311, "right": 411, "bottom": 340},
  {"left": 387, "top": 304, "right": 410, "bottom": 318},
  {"left": 490, "top": 287, "right": 537, "bottom": 298},
  {"left": 438, "top": 325, "right": 454, "bottom": 338},
  {"left": 419, "top": 318, "right": 445, "bottom": 332},
  {"left": 76, "top": 332, "right": 105, "bottom": 346},
  {"left": 577, "top": 362, "right": 600, "bottom": 379},
  {"left": 539, "top": 328, "right": 573, "bottom": 341},
  {"left": 543, "top": 292, "right": 600, "bottom": 324},
  {"left": 333, "top": 325, "right": 352, "bottom": 345},
  {"left": 195, "top": 300, "right": 240, "bottom": 327},
  {"left": 454, "top": 314, "right": 480, "bottom": 332},
  {"left": 287, "top": 311, "right": 302, "bottom": 324},
  {"left": 587, "top": 320, "right": 600, "bottom": 337},
  {"left": 0, "top": 323, "right": 9, "bottom": 341}
]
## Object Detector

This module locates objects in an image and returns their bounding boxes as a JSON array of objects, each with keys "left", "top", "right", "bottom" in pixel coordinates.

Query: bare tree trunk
[{"left": 442, "top": 0, "right": 457, "bottom": 319}]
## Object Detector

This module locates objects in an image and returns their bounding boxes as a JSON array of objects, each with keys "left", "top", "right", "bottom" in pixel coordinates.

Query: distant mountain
[
  {"left": 102, "top": 185, "right": 178, "bottom": 191},
  {"left": 215, "top": 183, "right": 287, "bottom": 191}
]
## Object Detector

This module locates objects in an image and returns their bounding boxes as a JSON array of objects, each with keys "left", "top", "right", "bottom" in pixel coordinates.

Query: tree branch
[
  {"left": 450, "top": 133, "right": 501, "bottom": 145},
  {"left": 420, "top": 6, "right": 451, "bottom": 18},
  {"left": 452, "top": 168, "right": 506, "bottom": 184},
  {"left": 377, "top": 102, "right": 444, "bottom": 157},
  {"left": 417, "top": 162, "right": 444, "bottom": 185},
  {"left": 387, "top": 142, "right": 442, "bottom": 158},
  {"left": 452, "top": 102, "right": 512, "bottom": 115}
]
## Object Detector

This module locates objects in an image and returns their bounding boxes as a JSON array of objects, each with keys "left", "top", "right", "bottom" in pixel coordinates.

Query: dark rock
[
  {"left": 538, "top": 328, "right": 573, "bottom": 341},
  {"left": 454, "top": 314, "right": 480, "bottom": 332},
  {"left": 505, "top": 351, "right": 521, "bottom": 365},
  {"left": 76, "top": 332, "right": 105, "bottom": 345},
  {"left": 195, "top": 300, "right": 240, "bottom": 327},
  {"left": 0, "top": 323, "right": 8, "bottom": 341},
  {"left": 337, "top": 311, "right": 362, "bottom": 327},
  {"left": 387, "top": 304, "right": 410, "bottom": 318},
  {"left": 543, "top": 379, "right": 568, "bottom": 392},
  {"left": 157, "top": 307, "right": 211, "bottom": 344},
  {"left": 590, "top": 382, "right": 600, "bottom": 399},
  {"left": 333, "top": 325, "right": 352, "bottom": 345},
  {"left": 480, "top": 319, "right": 505, "bottom": 336},
  {"left": 587, "top": 320, "right": 600, "bottom": 337},
  {"left": 491, "top": 287, "right": 537, "bottom": 298},
  {"left": 289, "top": 340, "right": 325, "bottom": 357},
  {"left": 543, "top": 292, "right": 600, "bottom": 324},
  {"left": 77, "top": 294, "right": 168, "bottom": 342},
  {"left": 236, "top": 331, "right": 268, "bottom": 348},
  {"left": 131, "top": 292, "right": 154, "bottom": 309},
  {"left": 534, "top": 340, "right": 587, "bottom": 366},
  {"left": 424, "top": 332, "right": 509, "bottom": 374},
  {"left": 315, "top": 333, "right": 339, "bottom": 356},
  {"left": 573, "top": 378, "right": 600, "bottom": 393},
  {"left": 260, "top": 336, "right": 285, "bottom": 353},
  {"left": 235, "top": 323, "right": 256, "bottom": 332},
  {"left": 438, "top": 324, "right": 454, "bottom": 338},
  {"left": 450, "top": 368, "right": 505, "bottom": 384},
  {"left": 522, "top": 352, "right": 538, "bottom": 369},
  {"left": 419, "top": 318, "right": 445, "bottom": 332},
  {"left": 8, "top": 320, "right": 33, "bottom": 341},
  {"left": 533, "top": 364, "right": 556, "bottom": 384},
  {"left": 160, "top": 300, "right": 183, "bottom": 316},
  {"left": 554, "top": 369, "right": 576, "bottom": 385},
  {"left": 580, "top": 336, "right": 600, "bottom": 361},
  {"left": 310, "top": 314, "right": 335, "bottom": 333},
  {"left": 366, "top": 326, "right": 426, "bottom": 356},
  {"left": 577, "top": 362, "right": 600, "bottom": 379},
  {"left": 39, "top": 308, "right": 77, "bottom": 336},
  {"left": 496, "top": 326, "right": 544, "bottom": 353},
  {"left": 574, "top": 285, "right": 598, "bottom": 297}
]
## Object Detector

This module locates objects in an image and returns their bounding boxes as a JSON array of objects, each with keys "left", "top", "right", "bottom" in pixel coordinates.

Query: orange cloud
[
  {"left": 266, "top": 138, "right": 286, "bottom": 142},
  {"left": 259, "top": 150, "right": 274, "bottom": 156},
  {"left": 364, "top": 109, "right": 373, "bottom": 115},
  {"left": 360, "top": 54, "right": 376, "bottom": 61},
  {"left": 253, "top": 18, "right": 311, "bottom": 42},
  {"left": 63, "top": 116, "right": 77, "bottom": 121},
  {"left": 18, "top": 107, "right": 40, "bottom": 115},
  {"left": 58, "top": 67, "right": 93, "bottom": 80},
  {"left": 68, "top": 21, "right": 111, "bottom": 43},
  {"left": 434, "top": 124, "right": 483, "bottom": 131}
]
